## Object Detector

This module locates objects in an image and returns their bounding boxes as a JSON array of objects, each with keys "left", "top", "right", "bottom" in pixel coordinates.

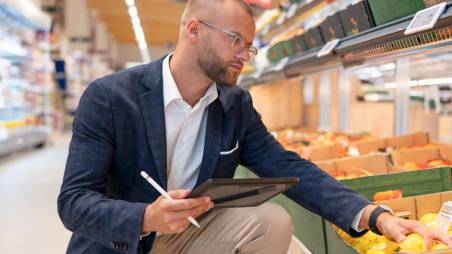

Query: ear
[{"left": 186, "top": 20, "right": 199, "bottom": 42}]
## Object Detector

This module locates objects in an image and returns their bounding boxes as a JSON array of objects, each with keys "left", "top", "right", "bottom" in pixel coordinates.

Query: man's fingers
[
  {"left": 391, "top": 229, "right": 406, "bottom": 243},
  {"left": 160, "top": 197, "right": 211, "bottom": 211},
  {"left": 412, "top": 225, "right": 433, "bottom": 249},
  {"left": 167, "top": 189, "right": 191, "bottom": 199},
  {"left": 168, "top": 203, "right": 213, "bottom": 220},
  {"left": 431, "top": 231, "right": 452, "bottom": 247}
]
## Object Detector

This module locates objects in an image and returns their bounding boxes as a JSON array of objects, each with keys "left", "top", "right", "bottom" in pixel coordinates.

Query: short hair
[{"left": 180, "top": 0, "right": 254, "bottom": 24}]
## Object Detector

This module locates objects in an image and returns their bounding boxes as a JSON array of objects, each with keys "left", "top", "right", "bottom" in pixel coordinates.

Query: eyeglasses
[{"left": 199, "top": 20, "right": 258, "bottom": 61}]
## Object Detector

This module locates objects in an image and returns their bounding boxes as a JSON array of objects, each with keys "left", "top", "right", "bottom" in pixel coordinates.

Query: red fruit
[{"left": 416, "top": 163, "right": 429, "bottom": 170}]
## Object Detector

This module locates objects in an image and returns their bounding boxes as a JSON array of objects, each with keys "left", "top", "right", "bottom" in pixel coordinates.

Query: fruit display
[
  {"left": 277, "top": 128, "right": 371, "bottom": 160},
  {"left": 334, "top": 191, "right": 452, "bottom": 253},
  {"left": 402, "top": 159, "right": 452, "bottom": 170},
  {"left": 373, "top": 190, "right": 403, "bottom": 202},
  {"left": 334, "top": 222, "right": 450, "bottom": 253},
  {"left": 330, "top": 168, "right": 374, "bottom": 180}
]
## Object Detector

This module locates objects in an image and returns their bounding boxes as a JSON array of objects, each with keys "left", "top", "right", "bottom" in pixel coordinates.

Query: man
[{"left": 57, "top": 0, "right": 452, "bottom": 253}]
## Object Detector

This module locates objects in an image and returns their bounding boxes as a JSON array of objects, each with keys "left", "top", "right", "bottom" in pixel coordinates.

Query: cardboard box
[
  {"left": 349, "top": 138, "right": 387, "bottom": 155},
  {"left": 314, "top": 160, "right": 336, "bottom": 174},
  {"left": 338, "top": 1, "right": 374, "bottom": 36},
  {"left": 376, "top": 191, "right": 452, "bottom": 220},
  {"left": 377, "top": 196, "right": 417, "bottom": 220},
  {"left": 334, "top": 154, "right": 391, "bottom": 175},
  {"left": 320, "top": 13, "right": 346, "bottom": 42},
  {"left": 304, "top": 26, "right": 325, "bottom": 50},
  {"left": 281, "top": 39, "right": 297, "bottom": 57},
  {"left": 390, "top": 146, "right": 452, "bottom": 171},
  {"left": 386, "top": 132, "right": 430, "bottom": 150},
  {"left": 291, "top": 35, "right": 308, "bottom": 54},
  {"left": 306, "top": 144, "right": 339, "bottom": 161}
]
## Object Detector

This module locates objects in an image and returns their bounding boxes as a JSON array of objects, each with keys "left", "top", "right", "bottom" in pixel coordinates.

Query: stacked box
[
  {"left": 320, "top": 13, "right": 346, "bottom": 42},
  {"left": 291, "top": 35, "right": 308, "bottom": 54},
  {"left": 304, "top": 26, "right": 325, "bottom": 50},
  {"left": 338, "top": 1, "right": 374, "bottom": 36},
  {"left": 367, "top": 0, "right": 425, "bottom": 26}
]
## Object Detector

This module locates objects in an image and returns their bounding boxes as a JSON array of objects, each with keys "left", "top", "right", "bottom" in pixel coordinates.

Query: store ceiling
[{"left": 87, "top": 0, "right": 186, "bottom": 47}]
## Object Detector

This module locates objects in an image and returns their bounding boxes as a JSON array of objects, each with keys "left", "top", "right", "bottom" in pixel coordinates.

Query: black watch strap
[{"left": 369, "top": 206, "right": 390, "bottom": 235}]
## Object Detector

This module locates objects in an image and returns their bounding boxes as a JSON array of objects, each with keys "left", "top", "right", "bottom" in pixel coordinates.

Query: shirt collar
[{"left": 162, "top": 54, "right": 218, "bottom": 108}]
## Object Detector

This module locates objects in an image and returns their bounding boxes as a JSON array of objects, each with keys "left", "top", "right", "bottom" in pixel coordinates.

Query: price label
[
  {"left": 317, "top": 39, "right": 340, "bottom": 58},
  {"left": 404, "top": 2, "right": 446, "bottom": 35},
  {"left": 276, "top": 12, "right": 287, "bottom": 26},
  {"left": 273, "top": 57, "right": 290, "bottom": 71},
  {"left": 286, "top": 3, "right": 299, "bottom": 19}
]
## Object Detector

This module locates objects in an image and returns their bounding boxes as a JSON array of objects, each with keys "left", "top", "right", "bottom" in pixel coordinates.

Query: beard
[{"left": 196, "top": 44, "right": 239, "bottom": 87}]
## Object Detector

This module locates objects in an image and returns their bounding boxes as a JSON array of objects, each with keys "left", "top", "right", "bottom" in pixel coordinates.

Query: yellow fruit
[
  {"left": 398, "top": 233, "right": 426, "bottom": 252},
  {"left": 419, "top": 213, "right": 438, "bottom": 228},
  {"left": 432, "top": 242, "right": 448, "bottom": 250},
  {"left": 366, "top": 250, "right": 385, "bottom": 254},
  {"left": 403, "top": 161, "right": 419, "bottom": 170}
]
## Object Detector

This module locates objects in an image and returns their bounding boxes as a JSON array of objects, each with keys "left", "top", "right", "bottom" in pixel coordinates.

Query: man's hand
[
  {"left": 141, "top": 189, "right": 214, "bottom": 234},
  {"left": 360, "top": 205, "right": 452, "bottom": 249},
  {"left": 376, "top": 213, "right": 452, "bottom": 249}
]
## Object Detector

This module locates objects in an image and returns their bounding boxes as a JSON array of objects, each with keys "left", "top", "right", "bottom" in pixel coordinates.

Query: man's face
[{"left": 196, "top": 2, "right": 255, "bottom": 87}]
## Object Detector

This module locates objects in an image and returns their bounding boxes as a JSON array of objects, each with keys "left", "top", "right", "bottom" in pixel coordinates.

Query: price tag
[
  {"left": 276, "top": 12, "right": 287, "bottom": 26},
  {"left": 404, "top": 2, "right": 446, "bottom": 35},
  {"left": 273, "top": 57, "right": 290, "bottom": 71},
  {"left": 286, "top": 3, "right": 299, "bottom": 19},
  {"left": 317, "top": 39, "right": 340, "bottom": 58}
]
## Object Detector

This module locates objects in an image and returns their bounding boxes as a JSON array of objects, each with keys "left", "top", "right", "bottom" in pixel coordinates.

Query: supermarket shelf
[
  {"left": 259, "top": 0, "right": 327, "bottom": 43},
  {"left": 338, "top": 2, "right": 452, "bottom": 66},
  {"left": 241, "top": 2, "right": 452, "bottom": 87},
  {"left": 284, "top": 49, "right": 341, "bottom": 77},
  {"left": 0, "top": 126, "right": 49, "bottom": 158}
]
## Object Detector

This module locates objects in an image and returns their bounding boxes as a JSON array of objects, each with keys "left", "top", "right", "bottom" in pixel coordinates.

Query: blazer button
[{"left": 121, "top": 243, "right": 128, "bottom": 251}]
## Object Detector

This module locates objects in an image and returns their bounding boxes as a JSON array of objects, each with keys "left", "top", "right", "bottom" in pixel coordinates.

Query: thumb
[{"left": 168, "top": 189, "right": 192, "bottom": 199}]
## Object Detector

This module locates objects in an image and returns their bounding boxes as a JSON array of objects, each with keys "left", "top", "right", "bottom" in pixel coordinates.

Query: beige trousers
[{"left": 150, "top": 203, "right": 294, "bottom": 254}]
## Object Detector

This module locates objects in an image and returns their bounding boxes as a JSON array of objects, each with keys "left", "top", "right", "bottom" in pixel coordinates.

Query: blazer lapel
[
  {"left": 195, "top": 100, "right": 223, "bottom": 187},
  {"left": 139, "top": 59, "right": 168, "bottom": 189}
]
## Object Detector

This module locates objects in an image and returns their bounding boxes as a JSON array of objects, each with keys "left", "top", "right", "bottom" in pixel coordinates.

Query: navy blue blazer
[{"left": 58, "top": 56, "right": 370, "bottom": 254}]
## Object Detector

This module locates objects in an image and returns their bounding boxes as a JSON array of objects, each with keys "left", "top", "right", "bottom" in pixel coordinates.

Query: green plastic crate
[
  {"left": 367, "top": 0, "right": 425, "bottom": 26},
  {"left": 235, "top": 166, "right": 452, "bottom": 254}
]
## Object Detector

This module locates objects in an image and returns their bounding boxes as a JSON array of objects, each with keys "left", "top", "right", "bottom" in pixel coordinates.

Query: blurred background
[{"left": 0, "top": 0, "right": 451, "bottom": 253}]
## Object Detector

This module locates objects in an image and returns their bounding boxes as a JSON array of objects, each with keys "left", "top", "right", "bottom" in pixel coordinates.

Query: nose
[{"left": 236, "top": 49, "right": 251, "bottom": 62}]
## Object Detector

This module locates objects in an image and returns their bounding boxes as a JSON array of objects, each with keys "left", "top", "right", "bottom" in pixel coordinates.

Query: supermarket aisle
[{"left": 0, "top": 133, "right": 72, "bottom": 254}]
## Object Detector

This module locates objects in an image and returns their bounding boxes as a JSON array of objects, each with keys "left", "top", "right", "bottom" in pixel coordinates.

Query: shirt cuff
[{"left": 351, "top": 206, "right": 367, "bottom": 232}]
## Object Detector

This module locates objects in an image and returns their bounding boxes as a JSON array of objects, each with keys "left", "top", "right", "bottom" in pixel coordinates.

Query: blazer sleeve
[
  {"left": 239, "top": 91, "right": 371, "bottom": 237},
  {"left": 57, "top": 81, "right": 148, "bottom": 253}
]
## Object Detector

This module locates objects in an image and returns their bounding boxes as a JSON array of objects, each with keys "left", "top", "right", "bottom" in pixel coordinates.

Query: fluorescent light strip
[
  {"left": 384, "top": 78, "right": 452, "bottom": 89},
  {"left": 124, "top": 0, "right": 150, "bottom": 62}
]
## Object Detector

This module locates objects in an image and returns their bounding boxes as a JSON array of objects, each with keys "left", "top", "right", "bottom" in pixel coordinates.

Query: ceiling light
[
  {"left": 139, "top": 41, "right": 147, "bottom": 50},
  {"left": 125, "top": 0, "right": 135, "bottom": 7},
  {"left": 124, "top": 0, "right": 150, "bottom": 62},
  {"left": 131, "top": 16, "right": 140, "bottom": 26},
  {"left": 128, "top": 6, "right": 138, "bottom": 17}
]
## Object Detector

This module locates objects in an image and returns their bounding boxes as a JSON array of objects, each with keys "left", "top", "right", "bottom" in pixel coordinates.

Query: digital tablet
[{"left": 187, "top": 177, "right": 300, "bottom": 208}]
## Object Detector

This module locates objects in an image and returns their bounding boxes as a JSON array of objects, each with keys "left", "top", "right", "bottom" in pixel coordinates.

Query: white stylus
[{"left": 140, "top": 171, "right": 201, "bottom": 228}]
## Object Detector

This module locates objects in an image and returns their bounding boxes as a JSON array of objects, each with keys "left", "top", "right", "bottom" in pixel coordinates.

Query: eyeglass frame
[{"left": 198, "top": 20, "right": 258, "bottom": 59}]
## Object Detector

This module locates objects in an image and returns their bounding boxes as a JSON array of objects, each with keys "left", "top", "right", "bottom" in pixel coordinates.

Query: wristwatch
[{"left": 369, "top": 204, "right": 393, "bottom": 235}]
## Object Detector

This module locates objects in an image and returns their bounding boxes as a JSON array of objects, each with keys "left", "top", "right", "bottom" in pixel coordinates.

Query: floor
[
  {"left": 0, "top": 132, "right": 309, "bottom": 254},
  {"left": 0, "top": 133, "right": 72, "bottom": 254}
]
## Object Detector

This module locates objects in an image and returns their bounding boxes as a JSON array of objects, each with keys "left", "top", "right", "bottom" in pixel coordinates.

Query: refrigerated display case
[{"left": 0, "top": 1, "right": 52, "bottom": 157}]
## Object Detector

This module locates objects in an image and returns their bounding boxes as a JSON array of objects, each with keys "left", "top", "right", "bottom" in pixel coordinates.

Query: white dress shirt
[{"left": 162, "top": 55, "right": 218, "bottom": 191}]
